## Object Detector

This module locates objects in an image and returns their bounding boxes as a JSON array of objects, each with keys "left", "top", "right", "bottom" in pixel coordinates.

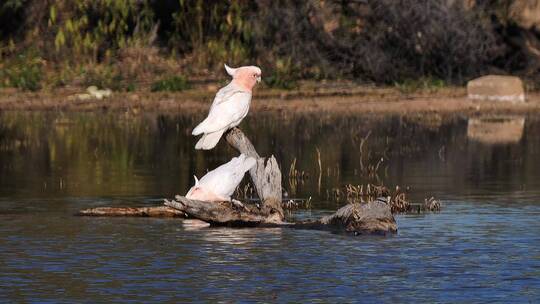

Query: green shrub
[
  {"left": 81, "top": 65, "right": 134, "bottom": 91},
  {"left": 81, "top": 66, "right": 115, "bottom": 88},
  {"left": 0, "top": 52, "right": 43, "bottom": 91},
  {"left": 394, "top": 77, "right": 446, "bottom": 94},
  {"left": 126, "top": 82, "right": 136, "bottom": 92},
  {"left": 264, "top": 58, "right": 299, "bottom": 90},
  {"left": 151, "top": 75, "right": 190, "bottom": 92}
]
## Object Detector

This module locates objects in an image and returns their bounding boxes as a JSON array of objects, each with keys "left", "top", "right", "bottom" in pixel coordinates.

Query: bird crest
[{"left": 224, "top": 64, "right": 237, "bottom": 77}]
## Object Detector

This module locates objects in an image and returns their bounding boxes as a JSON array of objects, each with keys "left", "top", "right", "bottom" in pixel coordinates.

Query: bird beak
[{"left": 256, "top": 76, "right": 261, "bottom": 83}]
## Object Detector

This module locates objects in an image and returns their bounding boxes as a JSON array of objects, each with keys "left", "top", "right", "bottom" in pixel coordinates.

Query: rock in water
[
  {"left": 467, "top": 75, "right": 525, "bottom": 102},
  {"left": 320, "top": 201, "right": 397, "bottom": 235}
]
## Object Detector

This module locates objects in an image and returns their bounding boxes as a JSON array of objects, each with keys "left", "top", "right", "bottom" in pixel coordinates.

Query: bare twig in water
[
  {"left": 282, "top": 196, "right": 312, "bottom": 210},
  {"left": 234, "top": 182, "right": 255, "bottom": 201},
  {"left": 288, "top": 157, "right": 309, "bottom": 196},
  {"left": 316, "top": 147, "right": 322, "bottom": 195}
]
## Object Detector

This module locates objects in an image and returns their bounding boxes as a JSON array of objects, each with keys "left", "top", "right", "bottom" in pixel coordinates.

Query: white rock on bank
[
  {"left": 467, "top": 75, "right": 525, "bottom": 102},
  {"left": 72, "top": 86, "right": 112, "bottom": 101}
]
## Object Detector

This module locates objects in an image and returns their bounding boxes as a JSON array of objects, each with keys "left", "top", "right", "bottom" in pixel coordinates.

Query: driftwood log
[
  {"left": 78, "top": 127, "right": 398, "bottom": 235},
  {"left": 76, "top": 206, "right": 185, "bottom": 217},
  {"left": 164, "top": 197, "right": 397, "bottom": 234}
]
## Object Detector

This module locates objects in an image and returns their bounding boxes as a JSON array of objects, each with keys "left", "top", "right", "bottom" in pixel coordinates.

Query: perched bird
[
  {"left": 185, "top": 154, "right": 256, "bottom": 202},
  {"left": 192, "top": 64, "right": 262, "bottom": 150}
]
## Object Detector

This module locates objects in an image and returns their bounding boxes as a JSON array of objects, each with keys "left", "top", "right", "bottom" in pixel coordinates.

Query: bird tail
[
  {"left": 192, "top": 120, "right": 207, "bottom": 136},
  {"left": 195, "top": 130, "right": 225, "bottom": 150},
  {"left": 235, "top": 154, "right": 257, "bottom": 173}
]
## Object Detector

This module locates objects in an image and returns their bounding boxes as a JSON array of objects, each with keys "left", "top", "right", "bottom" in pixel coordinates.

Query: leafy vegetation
[
  {"left": 264, "top": 58, "right": 299, "bottom": 89},
  {"left": 0, "top": 51, "right": 43, "bottom": 91},
  {"left": 394, "top": 77, "right": 447, "bottom": 94},
  {"left": 0, "top": 0, "right": 538, "bottom": 91},
  {"left": 151, "top": 75, "right": 190, "bottom": 92}
]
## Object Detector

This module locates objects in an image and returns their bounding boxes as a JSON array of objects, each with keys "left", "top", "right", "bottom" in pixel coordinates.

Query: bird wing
[
  {"left": 192, "top": 84, "right": 251, "bottom": 135},
  {"left": 194, "top": 129, "right": 225, "bottom": 150},
  {"left": 210, "top": 82, "right": 244, "bottom": 108},
  {"left": 199, "top": 154, "right": 256, "bottom": 198}
]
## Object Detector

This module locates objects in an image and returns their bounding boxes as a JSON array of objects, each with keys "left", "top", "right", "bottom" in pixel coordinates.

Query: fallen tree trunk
[
  {"left": 164, "top": 195, "right": 283, "bottom": 226},
  {"left": 76, "top": 198, "right": 310, "bottom": 217},
  {"left": 163, "top": 195, "right": 397, "bottom": 235},
  {"left": 76, "top": 206, "right": 186, "bottom": 217}
]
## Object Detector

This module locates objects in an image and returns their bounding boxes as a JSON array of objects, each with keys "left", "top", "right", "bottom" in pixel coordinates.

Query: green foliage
[
  {"left": 0, "top": 51, "right": 43, "bottom": 91},
  {"left": 0, "top": 0, "right": 529, "bottom": 90},
  {"left": 151, "top": 75, "right": 190, "bottom": 92},
  {"left": 394, "top": 77, "right": 446, "bottom": 94},
  {"left": 126, "top": 82, "right": 136, "bottom": 92},
  {"left": 170, "top": 0, "right": 254, "bottom": 67},
  {"left": 264, "top": 58, "right": 299, "bottom": 90},
  {"left": 81, "top": 65, "right": 139, "bottom": 91},
  {"left": 81, "top": 66, "right": 117, "bottom": 89},
  {"left": 48, "top": 0, "right": 155, "bottom": 63}
]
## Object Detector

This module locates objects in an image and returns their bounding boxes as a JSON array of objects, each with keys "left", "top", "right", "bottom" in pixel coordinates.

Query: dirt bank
[{"left": 1, "top": 85, "right": 539, "bottom": 115}]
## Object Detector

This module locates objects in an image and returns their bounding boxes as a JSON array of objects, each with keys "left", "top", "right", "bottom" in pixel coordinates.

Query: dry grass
[
  {"left": 288, "top": 157, "right": 309, "bottom": 196},
  {"left": 328, "top": 183, "right": 441, "bottom": 213},
  {"left": 233, "top": 181, "right": 312, "bottom": 211}
]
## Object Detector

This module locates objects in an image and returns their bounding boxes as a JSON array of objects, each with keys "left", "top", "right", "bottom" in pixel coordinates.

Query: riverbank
[{"left": 1, "top": 84, "right": 540, "bottom": 115}]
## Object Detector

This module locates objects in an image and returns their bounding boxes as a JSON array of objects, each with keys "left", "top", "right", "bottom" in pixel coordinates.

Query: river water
[{"left": 0, "top": 111, "right": 539, "bottom": 302}]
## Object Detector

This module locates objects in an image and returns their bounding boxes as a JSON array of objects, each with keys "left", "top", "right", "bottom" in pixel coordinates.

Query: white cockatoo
[
  {"left": 185, "top": 154, "right": 256, "bottom": 202},
  {"left": 192, "top": 64, "right": 262, "bottom": 150}
]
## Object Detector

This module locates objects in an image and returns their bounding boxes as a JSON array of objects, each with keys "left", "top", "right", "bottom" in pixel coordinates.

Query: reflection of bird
[
  {"left": 192, "top": 64, "right": 262, "bottom": 150},
  {"left": 186, "top": 154, "right": 256, "bottom": 202}
]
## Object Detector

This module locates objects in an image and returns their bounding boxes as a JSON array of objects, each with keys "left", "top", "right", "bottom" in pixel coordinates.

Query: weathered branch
[
  {"left": 225, "top": 127, "right": 283, "bottom": 218},
  {"left": 76, "top": 206, "right": 186, "bottom": 217},
  {"left": 164, "top": 195, "right": 284, "bottom": 226}
]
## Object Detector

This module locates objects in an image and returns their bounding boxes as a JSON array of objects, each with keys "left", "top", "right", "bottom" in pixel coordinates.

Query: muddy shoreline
[{"left": 1, "top": 86, "right": 539, "bottom": 115}]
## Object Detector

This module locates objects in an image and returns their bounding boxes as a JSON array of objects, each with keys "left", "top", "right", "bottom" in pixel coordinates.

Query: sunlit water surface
[{"left": 0, "top": 111, "right": 539, "bottom": 302}]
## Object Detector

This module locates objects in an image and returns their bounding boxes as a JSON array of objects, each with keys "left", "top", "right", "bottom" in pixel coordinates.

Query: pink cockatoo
[
  {"left": 192, "top": 64, "right": 262, "bottom": 150},
  {"left": 185, "top": 154, "right": 256, "bottom": 202}
]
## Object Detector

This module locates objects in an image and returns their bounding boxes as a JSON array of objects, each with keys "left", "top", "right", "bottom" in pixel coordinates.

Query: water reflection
[
  {"left": 181, "top": 219, "right": 210, "bottom": 230},
  {"left": 1, "top": 111, "right": 540, "bottom": 302},
  {"left": 467, "top": 116, "right": 525, "bottom": 144},
  {"left": 0, "top": 112, "right": 539, "bottom": 205}
]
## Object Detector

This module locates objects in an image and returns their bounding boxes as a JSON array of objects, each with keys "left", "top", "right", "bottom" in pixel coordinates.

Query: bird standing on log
[{"left": 192, "top": 64, "right": 262, "bottom": 150}]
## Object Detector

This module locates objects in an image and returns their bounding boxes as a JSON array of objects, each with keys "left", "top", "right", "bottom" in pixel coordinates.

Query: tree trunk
[{"left": 225, "top": 127, "right": 283, "bottom": 219}]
